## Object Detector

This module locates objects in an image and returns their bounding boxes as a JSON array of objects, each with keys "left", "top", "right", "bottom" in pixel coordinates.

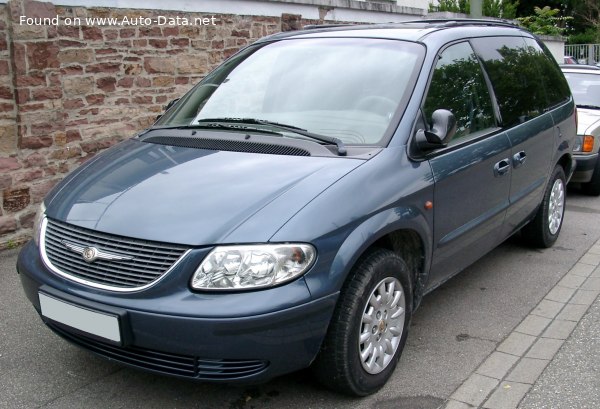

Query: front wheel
[
  {"left": 521, "top": 165, "right": 566, "bottom": 248},
  {"left": 312, "top": 248, "right": 412, "bottom": 396}
]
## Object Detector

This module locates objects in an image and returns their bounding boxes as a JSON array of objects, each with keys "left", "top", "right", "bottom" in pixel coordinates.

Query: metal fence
[{"left": 564, "top": 44, "right": 600, "bottom": 65}]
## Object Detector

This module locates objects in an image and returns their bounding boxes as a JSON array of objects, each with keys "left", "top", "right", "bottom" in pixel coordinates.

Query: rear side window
[
  {"left": 423, "top": 41, "right": 496, "bottom": 143},
  {"left": 522, "top": 37, "right": 571, "bottom": 108},
  {"left": 472, "top": 37, "right": 548, "bottom": 128}
]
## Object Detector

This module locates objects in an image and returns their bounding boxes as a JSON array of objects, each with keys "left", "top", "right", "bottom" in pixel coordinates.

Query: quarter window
[{"left": 423, "top": 42, "right": 496, "bottom": 143}]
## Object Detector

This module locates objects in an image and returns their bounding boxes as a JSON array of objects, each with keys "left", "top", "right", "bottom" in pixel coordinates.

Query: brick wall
[{"left": 0, "top": 0, "right": 327, "bottom": 248}]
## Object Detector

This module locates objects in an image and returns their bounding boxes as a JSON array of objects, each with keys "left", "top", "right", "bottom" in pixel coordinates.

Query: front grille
[
  {"left": 49, "top": 323, "right": 270, "bottom": 380},
  {"left": 42, "top": 218, "right": 188, "bottom": 291}
]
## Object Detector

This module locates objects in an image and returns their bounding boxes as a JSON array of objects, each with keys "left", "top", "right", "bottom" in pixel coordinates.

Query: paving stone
[
  {"left": 497, "top": 332, "right": 537, "bottom": 357},
  {"left": 444, "top": 399, "right": 474, "bottom": 409},
  {"left": 588, "top": 245, "right": 600, "bottom": 255},
  {"left": 569, "top": 289, "right": 599, "bottom": 306},
  {"left": 581, "top": 277, "right": 600, "bottom": 291},
  {"left": 514, "top": 315, "right": 551, "bottom": 337},
  {"left": 579, "top": 253, "right": 600, "bottom": 266},
  {"left": 568, "top": 263, "right": 595, "bottom": 278},
  {"left": 541, "top": 319, "right": 577, "bottom": 340},
  {"left": 483, "top": 381, "right": 531, "bottom": 409},
  {"left": 591, "top": 265, "right": 600, "bottom": 278},
  {"left": 531, "top": 299, "right": 564, "bottom": 319},
  {"left": 505, "top": 357, "right": 550, "bottom": 384},
  {"left": 450, "top": 374, "right": 499, "bottom": 407},
  {"left": 476, "top": 352, "right": 520, "bottom": 380},
  {"left": 556, "top": 303, "right": 589, "bottom": 322},
  {"left": 525, "top": 338, "right": 564, "bottom": 360},
  {"left": 556, "top": 273, "right": 587, "bottom": 289},
  {"left": 544, "top": 285, "right": 576, "bottom": 303}
]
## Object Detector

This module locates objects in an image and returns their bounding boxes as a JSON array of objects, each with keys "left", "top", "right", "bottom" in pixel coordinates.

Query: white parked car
[{"left": 561, "top": 65, "right": 600, "bottom": 195}]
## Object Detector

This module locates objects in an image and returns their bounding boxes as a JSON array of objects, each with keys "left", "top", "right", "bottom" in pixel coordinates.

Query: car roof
[{"left": 255, "top": 19, "right": 533, "bottom": 45}]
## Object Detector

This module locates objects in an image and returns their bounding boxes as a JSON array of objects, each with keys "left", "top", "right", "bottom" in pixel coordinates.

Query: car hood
[
  {"left": 577, "top": 107, "right": 600, "bottom": 135},
  {"left": 46, "top": 138, "right": 364, "bottom": 246}
]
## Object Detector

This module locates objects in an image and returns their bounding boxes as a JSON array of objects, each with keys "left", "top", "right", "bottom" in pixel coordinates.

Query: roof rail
[
  {"left": 404, "top": 18, "right": 519, "bottom": 28},
  {"left": 303, "top": 24, "right": 355, "bottom": 30}
]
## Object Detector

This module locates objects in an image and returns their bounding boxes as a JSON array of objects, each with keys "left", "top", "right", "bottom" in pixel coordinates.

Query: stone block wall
[{"left": 0, "top": 0, "right": 326, "bottom": 248}]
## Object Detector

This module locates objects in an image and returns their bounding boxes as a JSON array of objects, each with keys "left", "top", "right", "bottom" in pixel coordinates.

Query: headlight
[
  {"left": 191, "top": 244, "right": 316, "bottom": 290},
  {"left": 33, "top": 202, "right": 46, "bottom": 247},
  {"left": 573, "top": 135, "right": 583, "bottom": 152}
]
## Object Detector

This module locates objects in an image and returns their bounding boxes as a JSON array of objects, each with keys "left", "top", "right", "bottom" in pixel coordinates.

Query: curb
[{"left": 440, "top": 238, "right": 600, "bottom": 409}]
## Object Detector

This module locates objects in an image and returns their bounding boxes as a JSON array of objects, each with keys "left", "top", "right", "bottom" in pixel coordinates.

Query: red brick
[
  {"left": 30, "top": 179, "right": 59, "bottom": 203},
  {"left": 133, "top": 95, "right": 153, "bottom": 104},
  {"left": 155, "top": 95, "right": 167, "bottom": 103},
  {"left": 0, "top": 86, "right": 13, "bottom": 100},
  {"left": 14, "top": 169, "right": 44, "bottom": 184},
  {"left": 0, "top": 60, "right": 9, "bottom": 75},
  {"left": 175, "top": 77, "right": 189, "bottom": 85},
  {"left": 85, "top": 94, "right": 105, "bottom": 105},
  {"left": 66, "top": 129, "right": 81, "bottom": 142},
  {"left": 24, "top": 1, "right": 57, "bottom": 19},
  {"left": 19, "top": 210, "right": 37, "bottom": 229},
  {"left": 103, "top": 29, "right": 118, "bottom": 40},
  {"left": 15, "top": 89, "right": 29, "bottom": 104},
  {"left": 63, "top": 98, "right": 85, "bottom": 109},
  {"left": 57, "top": 25, "right": 79, "bottom": 38},
  {"left": 170, "top": 38, "right": 189, "bottom": 47},
  {"left": 124, "top": 64, "right": 142, "bottom": 75},
  {"left": 15, "top": 73, "right": 46, "bottom": 87},
  {"left": 3, "top": 188, "right": 30, "bottom": 213},
  {"left": 0, "top": 157, "right": 21, "bottom": 172},
  {"left": 61, "top": 65, "right": 84, "bottom": 76},
  {"left": 85, "top": 62, "right": 121, "bottom": 74},
  {"left": 27, "top": 42, "right": 60, "bottom": 70},
  {"left": 31, "top": 87, "right": 62, "bottom": 100},
  {"left": 96, "top": 77, "right": 116, "bottom": 92},
  {"left": 19, "top": 136, "right": 53, "bottom": 149},
  {"left": 135, "top": 77, "right": 151, "bottom": 87},
  {"left": 132, "top": 39, "right": 147, "bottom": 47},
  {"left": 117, "top": 77, "right": 134, "bottom": 88},
  {"left": 24, "top": 152, "right": 47, "bottom": 167},
  {"left": 82, "top": 26, "right": 103, "bottom": 41},
  {"left": 19, "top": 103, "right": 45, "bottom": 112},
  {"left": 162, "top": 27, "right": 179, "bottom": 37},
  {"left": 0, "top": 216, "right": 17, "bottom": 235},
  {"left": 58, "top": 39, "right": 85, "bottom": 47},
  {"left": 139, "top": 26, "right": 162, "bottom": 37},
  {"left": 120, "top": 28, "right": 135, "bottom": 38},
  {"left": 115, "top": 98, "right": 129, "bottom": 105},
  {"left": 149, "top": 39, "right": 168, "bottom": 48},
  {"left": 0, "top": 175, "right": 11, "bottom": 190}
]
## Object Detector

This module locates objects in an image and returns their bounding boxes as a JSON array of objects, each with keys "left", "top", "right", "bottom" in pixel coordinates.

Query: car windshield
[
  {"left": 562, "top": 72, "right": 600, "bottom": 108},
  {"left": 155, "top": 38, "right": 425, "bottom": 146}
]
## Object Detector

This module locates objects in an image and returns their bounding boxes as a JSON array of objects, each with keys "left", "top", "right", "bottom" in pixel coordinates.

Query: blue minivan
[{"left": 18, "top": 20, "right": 576, "bottom": 395}]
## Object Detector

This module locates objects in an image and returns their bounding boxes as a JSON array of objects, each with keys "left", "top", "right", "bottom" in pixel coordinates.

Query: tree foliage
[
  {"left": 429, "top": 0, "right": 518, "bottom": 19},
  {"left": 516, "top": 6, "right": 573, "bottom": 36}
]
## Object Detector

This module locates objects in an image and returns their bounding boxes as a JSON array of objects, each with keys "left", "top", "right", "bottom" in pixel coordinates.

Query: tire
[
  {"left": 521, "top": 165, "right": 566, "bottom": 248},
  {"left": 312, "top": 248, "right": 412, "bottom": 396},
  {"left": 582, "top": 158, "right": 600, "bottom": 196}
]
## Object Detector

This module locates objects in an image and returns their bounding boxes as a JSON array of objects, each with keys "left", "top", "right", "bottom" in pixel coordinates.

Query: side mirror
[
  {"left": 415, "top": 109, "right": 457, "bottom": 150},
  {"left": 155, "top": 98, "right": 181, "bottom": 121},
  {"left": 164, "top": 98, "right": 180, "bottom": 112}
]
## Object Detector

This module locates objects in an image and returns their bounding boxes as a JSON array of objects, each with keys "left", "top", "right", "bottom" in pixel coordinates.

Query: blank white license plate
[{"left": 39, "top": 292, "right": 121, "bottom": 344}]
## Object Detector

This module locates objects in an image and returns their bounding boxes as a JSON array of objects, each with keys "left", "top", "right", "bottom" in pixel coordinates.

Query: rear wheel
[
  {"left": 312, "top": 248, "right": 412, "bottom": 396},
  {"left": 582, "top": 158, "right": 600, "bottom": 196},
  {"left": 521, "top": 165, "right": 566, "bottom": 248}
]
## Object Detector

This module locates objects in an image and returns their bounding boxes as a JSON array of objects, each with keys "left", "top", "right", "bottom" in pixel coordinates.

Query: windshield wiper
[
  {"left": 197, "top": 117, "right": 347, "bottom": 156},
  {"left": 577, "top": 104, "right": 600, "bottom": 110},
  {"left": 151, "top": 123, "right": 283, "bottom": 136}
]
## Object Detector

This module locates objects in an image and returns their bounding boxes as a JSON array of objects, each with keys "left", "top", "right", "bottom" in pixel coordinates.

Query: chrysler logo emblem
[
  {"left": 82, "top": 247, "right": 98, "bottom": 263},
  {"left": 61, "top": 240, "right": 135, "bottom": 262}
]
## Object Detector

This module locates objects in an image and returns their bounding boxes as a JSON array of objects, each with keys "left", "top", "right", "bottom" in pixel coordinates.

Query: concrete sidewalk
[{"left": 443, "top": 240, "right": 600, "bottom": 409}]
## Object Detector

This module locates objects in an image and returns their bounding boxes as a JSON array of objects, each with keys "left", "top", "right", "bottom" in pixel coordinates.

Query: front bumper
[
  {"left": 571, "top": 153, "right": 598, "bottom": 183},
  {"left": 17, "top": 241, "right": 337, "bottom": 383}
]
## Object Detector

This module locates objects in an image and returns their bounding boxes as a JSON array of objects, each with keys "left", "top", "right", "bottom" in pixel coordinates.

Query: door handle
[
  {"left": 494, "top": 158, "right": 511, "bottom": 177},
  {"left": 512, "top": 151, "right": 527, "bottom": 168}
]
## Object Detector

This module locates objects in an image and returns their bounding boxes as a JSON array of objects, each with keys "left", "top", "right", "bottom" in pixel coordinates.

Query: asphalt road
[{"left": 2, "top": 187, "right": 599, "bottom": 409}]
